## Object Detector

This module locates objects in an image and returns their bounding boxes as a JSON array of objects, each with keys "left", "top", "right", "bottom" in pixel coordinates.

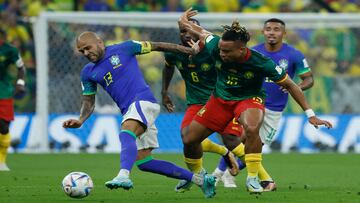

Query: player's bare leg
[
  {"left": 239, "top": 108, "right": 264, "bottom": 194},
  {"left": 181, "top": 120, "right": 216, "bottom": 197}
]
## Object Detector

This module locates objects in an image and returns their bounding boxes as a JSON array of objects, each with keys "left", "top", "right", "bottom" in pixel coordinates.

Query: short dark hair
[
  {"left": 221, "top": 20, "right": 250, "bottom": 44},
  {"left": 264, "top": 18, "right": 286, "bottom": 27},
  {"left": 189, "top": 18, "right": 200, "bottom": 26}
]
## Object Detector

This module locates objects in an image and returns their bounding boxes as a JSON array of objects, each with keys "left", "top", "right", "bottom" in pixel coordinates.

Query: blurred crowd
[{"left": 1, "top": 0, "right": 360, "bottom": 113}]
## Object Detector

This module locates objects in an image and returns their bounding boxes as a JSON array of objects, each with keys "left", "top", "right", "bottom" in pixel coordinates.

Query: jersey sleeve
[
  {"left": 9, "top": 48, "right": 24, "bottom": 68},
  {"left": 164, "top": 52, "right": 176, "bottom": 66},
  {"left": 204, "top": 34, "right": 220, "bottom": 56},
  {"left": 293, "top": 49, "right": 311, "bottom": 75},
  {"left": 264, "top": 58, "right": 287, "bottom": 83},
  {"left": 119, "top": 40, "right": 152, "bottom": 55},
  {"left": 80, "top": 65, "right": 97, "bottom": 95}
]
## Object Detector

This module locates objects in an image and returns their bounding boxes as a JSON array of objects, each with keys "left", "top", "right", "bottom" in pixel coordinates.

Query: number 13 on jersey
[{"left": 104, "top": 72, "right": 113, "bottom": 86}]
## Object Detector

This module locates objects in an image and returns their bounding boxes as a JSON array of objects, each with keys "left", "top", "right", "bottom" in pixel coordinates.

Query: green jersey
[
  {"left": 0, "top": 42, "right": 22, "bottom": 99},
  {"left": 204, "top": 35, "right": 287, "bottom": 101},
  {"left": 164, "top": 47, "right": 217, "bottom": 105}
]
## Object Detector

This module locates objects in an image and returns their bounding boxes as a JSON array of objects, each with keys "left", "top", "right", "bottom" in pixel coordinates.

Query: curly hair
[{"left": 221, "top": 20, "right": 250, "bottom": 44}]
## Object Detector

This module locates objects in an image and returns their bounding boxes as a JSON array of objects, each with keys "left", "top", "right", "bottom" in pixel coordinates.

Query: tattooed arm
[{"left": 63, "top": 95, "right": 95, "bottom": 128}]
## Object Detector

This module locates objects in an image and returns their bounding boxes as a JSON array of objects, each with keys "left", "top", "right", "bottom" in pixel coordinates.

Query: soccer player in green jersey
[
  {"left": 162, "top": 18, "right": 241, "bottom": 191},
  {"left": 0, "top": 28, "right": 26, "bottom": 171},
  {"left": 163, "top": 18, "right": 277, "bottom": 190},
  {"left": 178, "top": 9, "right": 333, "bottom": 194}
]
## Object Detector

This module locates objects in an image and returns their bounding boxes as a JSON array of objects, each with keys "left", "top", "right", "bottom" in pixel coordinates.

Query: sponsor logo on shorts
[
  {"left": 252, "top": 97, "right": 264, "bottom": 105},
  {"left": 197, "top": 107, "right": 206, "bottom": 117}
]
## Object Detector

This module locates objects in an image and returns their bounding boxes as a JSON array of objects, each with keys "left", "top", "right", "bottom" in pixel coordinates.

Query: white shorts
[
  {"left": 259, "top": 108, "right": 282, "bottom": 145},
  {"left": 122, "top": 100, "right": 160, "bottom": 150}
]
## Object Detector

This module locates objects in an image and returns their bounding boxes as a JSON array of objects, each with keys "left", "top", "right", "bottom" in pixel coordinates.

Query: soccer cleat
[
  {"left": 222, "top": 151, "right": 239, "bottom": 176},
  {"left": 260, "top": 180, "right": 277, "bottom": 192},
  {"left": 105, "top": 176, "right": 133, "bottom": 190},
  {"left": 175, "top": 179, "right": 193, "bottom": 193},
  {"left": 246, "top": 176, "right": 263, "bottom": 194},
  {"left": 221, "top": 169, "right": 237, "bottom": 188},
  {"left": 0, "top": 163, "right": 10, "bottom": 171},
  {"left": 201, "top": 174, "right": 216, "bottom": 198},
  {"left": 212, "top": 168, "right": 224, "bottom": 187},
  {"left": 175, "top": 168, "right": 206, "bottom": 193}
]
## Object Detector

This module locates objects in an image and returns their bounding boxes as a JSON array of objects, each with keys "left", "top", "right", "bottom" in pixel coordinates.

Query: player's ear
[{"left": 98, "top": 39, "right": 105, "bottom": 48}]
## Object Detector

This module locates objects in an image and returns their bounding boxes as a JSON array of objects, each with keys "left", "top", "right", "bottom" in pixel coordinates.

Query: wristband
[
  {"left": 17, "top": 79, "right": 25, "bottom": 86},
  {"left": 305, "top": 109, "right": 315, "bottom": 118}
]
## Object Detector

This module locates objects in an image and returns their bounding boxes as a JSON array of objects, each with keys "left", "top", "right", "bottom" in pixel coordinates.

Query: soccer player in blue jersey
[
  {"left": 62, "top": 31, "right": 216, "bottom": 198},
  {"left": 214, "top": 18, "right": 315, "bottom": 190},
  {"left": 255, "top": 18, "right": 314, "bottom": 190}
]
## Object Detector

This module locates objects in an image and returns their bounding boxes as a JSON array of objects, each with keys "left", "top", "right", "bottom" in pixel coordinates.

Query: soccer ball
[{"left": 62, "top": 172, "right": 93, "bottom": 198}]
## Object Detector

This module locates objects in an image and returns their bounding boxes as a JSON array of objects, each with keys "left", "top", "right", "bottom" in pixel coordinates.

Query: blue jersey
[
  {"left": 252, "top": 43, "right": 311, "bottom": 112},
  {"left": 80, "top": 40, "right": 156, "bottom": 114}
]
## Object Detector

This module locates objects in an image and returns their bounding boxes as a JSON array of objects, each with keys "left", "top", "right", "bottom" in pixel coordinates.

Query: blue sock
[
  {"left": 238, "top": 158, "right": 246, "bottom": 170},
  {"left": 119, "top": 130, "right": 138, "bottom": 171},
  {"left": 137, "top": 157, "right": 193, "bottom": 181},
  {"left": 217, "top": 157, "right": 227, "bottom": 171}
]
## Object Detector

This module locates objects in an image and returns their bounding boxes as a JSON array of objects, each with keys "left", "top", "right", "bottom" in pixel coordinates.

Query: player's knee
[
  {"left": 0, "top": 120, "right": 9, "bottom": 134},
  {"left": 222, "top": 135, "right": 240, "bottom": 150},
  {"left": 243, "top": 124, "right": 260, "bottom": 136},
  {"left": 182, "top": 134, "right": 197, "bottom": 145}
]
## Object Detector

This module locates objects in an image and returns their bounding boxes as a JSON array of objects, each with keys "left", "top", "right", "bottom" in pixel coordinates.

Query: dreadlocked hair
[{"left": 221, "top": 20, "right": 250, "bottom": 43}]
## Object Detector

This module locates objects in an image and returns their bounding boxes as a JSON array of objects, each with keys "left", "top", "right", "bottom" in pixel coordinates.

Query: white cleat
[
  {"left": 222, "top": 169, "right": 237, "bottom": 188},
  {"left": 246, "top": 176, "right": 263, "bottom": 194},
  {"left": 212, "top": 168, "right": 224, "bottom": 187},
  {"left": 0, "top": 163, "right": 10, "bottom": 171}
]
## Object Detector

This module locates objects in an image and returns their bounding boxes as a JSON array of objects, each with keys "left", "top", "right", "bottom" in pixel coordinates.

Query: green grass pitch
[{"left": 1, "top": 153, "right": 359, "bottom": 203}]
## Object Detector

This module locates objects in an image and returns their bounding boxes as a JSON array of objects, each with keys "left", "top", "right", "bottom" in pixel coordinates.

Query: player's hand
[
  {"left": 308, "top": 116, "right": 333, "bottom": 129},
  {"left": 279, "top": 86, "right": 288, "bottom": 93},
  {"left": 14, "top": 84, "right": 26, "bottom": 99},
  {"left": 188, "top": 39, "right": 201, "bottom": 56},
  {"left": 162, "top": 93, "right": 175, "bottom": 113},
  {"left": 179, "top": 7, "right": 198, "bottom": 22},
  {"left": 179, "top": 8, "right": 198, "bottom": 29},
  {"left": 63, "top": 119, "right": 83, "bottom": 128},
  {"left": 185, "top": 7, "right": 198, "bottom": 19}
]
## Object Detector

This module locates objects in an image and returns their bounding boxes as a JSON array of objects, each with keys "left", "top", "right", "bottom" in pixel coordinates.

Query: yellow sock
[
  {"left": 245, "top": 153, "right": 262, "bottom": 177},
  {"left": 0, "top": 133, "right": 11, "bottom": 163},
  {"left": 201, "top": 138, "right": 228, "bottom": 156},
  {"left": 232, "top": 143, "right": 245, "bottom": 158},
  {"left": 184, "top": 157, "right": 203, "bottom": 173},
  {"left": 258, "top": 163, "right": 272, "bottom": 181}
]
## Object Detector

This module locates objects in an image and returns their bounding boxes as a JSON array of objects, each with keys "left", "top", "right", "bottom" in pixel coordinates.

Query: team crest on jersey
[
  {"left": 201, "top": 63, "right": 211, "bottom": 71},
  {"left": 244, "top": 71, "right": 254, "bottom": 79},
  {"left": 279, "top": 59, "right": 288, "bottom": 70},
  {"left": 110, "top": 55, "right": 122, "bottom": 69}
]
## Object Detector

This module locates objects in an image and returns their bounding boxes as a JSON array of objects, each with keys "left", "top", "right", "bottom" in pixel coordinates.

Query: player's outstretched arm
[
  {"left": 150, "top": 42, "right": 198, "bottom": 55},
  {"left": 279, "top": 71, "right": 314, "bottom": 93},
  {"left": 161, "top": 62, "right": 175, "bottom": 112},
  {"left": 277, "top": 76, "right": 332, "bottom": 129},
  {"left": 298, "top": 71, "right": 314, "bottom": 91},
  {"left": 63, "top": 95, "right": 95, "bottom": 128}
]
